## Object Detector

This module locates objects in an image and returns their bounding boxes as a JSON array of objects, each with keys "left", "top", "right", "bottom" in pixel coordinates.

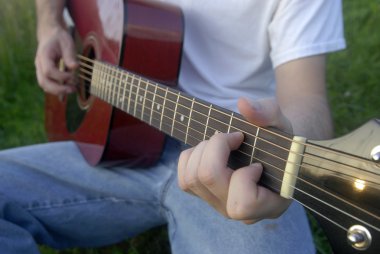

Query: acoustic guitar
[{"left": 45, "top": 0, "right": 380, "bottom": 253}]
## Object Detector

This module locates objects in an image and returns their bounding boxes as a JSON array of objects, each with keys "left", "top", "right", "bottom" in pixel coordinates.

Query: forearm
[
  {"left": 275, "top": 54, "right": 334, "bottom": 140},
  {"left": 35, "top": 0, "right": 66, "bottom": 41},
  {"left": 281, "top": 95, "right": 333, "bottom": 140}
]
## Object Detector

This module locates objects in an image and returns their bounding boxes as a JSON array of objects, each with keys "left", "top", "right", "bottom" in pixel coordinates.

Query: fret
[
  {"left": 120, "top": 73, "right": 128, "bottom": 111},
  {"left": 188, "top": 109, "right": 207, "bottom": 145},
  {"left": 133, "top": 76, "right": 141, "bottom": 117},
  {"left": 185, "top": 98, "right": 195, "bottom": 145},
  {"left": 106, "top": 65, "right": 113, "bottom": 103},
  {"left": 151, "top": 85, "right": 165, "bottom": 130},
  {"left": 96, "top": 63, "right": 102, "bottom": 98},
  {"left": 150, "top": 84, "right": 158, "bottom": 126},
  {"left": 135, "top": 78, "right": 145, "bottom": 120},
  {"left": 103, "top": 64, "right": 109, "bottom": 101},
  {"left": 128, "top": 75, "right": 138, "bottom": 116},
  {"left": 127, "top": 74, "right": 133, "bottom": 114},
  {"left": 111, "top": 67, "right": 117, "bottom": 105},
  {"left": 161, "top": 88, "right": 176, "bottom": 135},
  {"left": 207, "top": 106, "right": 230, "bottom": 134},
  {"left": 228, "top": 115, "right": 259, "bottom": 169},
  {"left": 227, "top": 112, "right": 234, "bottom": 133},
  {"left": 229, "top": 115, "right": 257, "bottom": 160},
  {"left": 155, "top": 86, "right": 166, "bottom": 131},
  {"left": 144, "top": 81, "right": 155, "bottom": 123},
  {"left": 204, "top": 104, "right": 212, "bottom": 140},
  {"left": 171, "top": 92, "right": 180, "bottom": 137},
  {"left": 176, "top": 95, "right": 192, "bottom": 144},
  {"left": 111, "top": 67, "right": 117, "bottom": 106},
  {"left": 257, "top": 128, "right": 291, "bottom": 161},
  {"left": 138, "top": 80, "right": 146, "bottom": 118},
  {"left": 254, "top": 128, "right": 293, "bottom": 190},
  {"left": 140, "top": 80, "right": 148, "bottom": 121},
  {"left": 100, "top": 64, "right": 106, "bottom": 100},
  {"left": 94, "top": 63, "right": 101, "bottom": 96},
  {"left": 109, "top": 67, "right": 115, "bottom": 104},
  {"left": 251, "top": 128, "right": 260, "bottom": 164},
  {"left": 96, "top": 64, "right": 102, "bottom": 98},
  {"left": 169, "top": 94, "right": 188, "bottom": 142},
  {"left": 90, "top": 63, "right": 98, "bottom": 95},
  {"left": 116, "top": 70, "right": 122, "bottom": 108},
  {"left": 191, "top": 100, "right": 211, "bottom": 142},
  {"left": 230, "top": 114, "right": 258, "bottom": 135}
]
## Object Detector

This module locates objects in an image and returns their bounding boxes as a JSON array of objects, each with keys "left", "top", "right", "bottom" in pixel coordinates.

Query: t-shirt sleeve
[{"left": 269, "top": 0, "right": 346, "bottom": 68}]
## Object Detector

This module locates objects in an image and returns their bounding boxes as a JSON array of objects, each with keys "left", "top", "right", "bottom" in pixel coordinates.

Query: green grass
[{"left": 1, "top": 0, "right": 379, "bottom": 253}]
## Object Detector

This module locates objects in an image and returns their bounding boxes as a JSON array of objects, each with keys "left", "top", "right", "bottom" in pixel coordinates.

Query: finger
[
  {"left": 198, "top": 132, "right": 244, "bottom": 204},
  {"left": 178, "top": 148, "right": 193, "bottom": 191},
  {"left": 42, "top": 58, "right": 74, "bottom": 83},
  {"left": 40, "top": 76, "right": 74, "bottom": 95},
  {"left": 237, "top": 97, "right": 292, "bottom": 133},
  {"left": 226, "top": 163, "right": 291, "bottom": 221},
  {"left": 181, "top": 142, "right": 228, "bottom": 214},
  {"left": 36, "top": 58, "right": 74, "bottom": 95}
]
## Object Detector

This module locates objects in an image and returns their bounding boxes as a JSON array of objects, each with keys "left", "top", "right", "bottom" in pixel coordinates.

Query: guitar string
[
  {"left": 78, "top": 56, "right": 379, "bottom": 174},
  {"left": 76, "top": 63, "right": 375, "bottom": 192},
  {"left": 78, "top": 67, "right": 370, "bottom": 186},
  {"left": 78, "top": 61, "right": 380, "bottom": 185},
  {"left": 76, "top": 59, "right": 380, "bottom": 230},
  {"left": 77, "top": 69, "right": 380, "bottom": 226},
  {"left": 78, "top": 56, "right": 378, "bottom": 171},
  {"left": 79, "top": 60, "right": 380, "bottom": 207},
  {"left": 77, "top": 58, "right": 377, "bottom": 171},
  {"left": 76, "top": 67, "right": 380, "bottom": 232},
  {"left": 78, "top": 73, "right": 380, "bottom": 232}
]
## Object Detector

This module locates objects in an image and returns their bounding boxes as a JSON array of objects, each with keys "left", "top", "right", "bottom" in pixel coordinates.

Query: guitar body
[{"left": 45, "top": 0, "right": 183, "bottom": 166}]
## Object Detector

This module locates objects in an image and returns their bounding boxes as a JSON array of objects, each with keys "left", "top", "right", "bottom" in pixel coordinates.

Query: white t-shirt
[{"left": 157, "top": 0, "right": 346, "bottom": 111}]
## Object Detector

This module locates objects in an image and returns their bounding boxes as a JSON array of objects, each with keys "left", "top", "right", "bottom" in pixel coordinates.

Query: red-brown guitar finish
[{"left": 45, "top": 0, "right": 183, "bottom": 166}]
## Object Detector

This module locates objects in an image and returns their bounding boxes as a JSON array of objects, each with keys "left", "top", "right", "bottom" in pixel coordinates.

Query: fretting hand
[{"left": 178, "top": 97, "right": 293, "bottom": 224}]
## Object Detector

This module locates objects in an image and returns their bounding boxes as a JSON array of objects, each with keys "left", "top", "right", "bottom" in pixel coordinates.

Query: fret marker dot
[
  {"left": 139, "top": 96, "right": 143, "bottom": 102},
  {"left": 180, "top": 115, "right": 184, "bottom": 122},
  {"left": 157, "top": 104, "right": 161, "bottom": 110}
]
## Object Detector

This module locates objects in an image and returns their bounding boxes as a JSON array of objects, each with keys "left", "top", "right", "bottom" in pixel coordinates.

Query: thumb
[
  {"left": 237, "top": 97, "right": 292, "bottom": 133},
  {"left": 59, "top": 34, "right": 78, "bottom": 70}
]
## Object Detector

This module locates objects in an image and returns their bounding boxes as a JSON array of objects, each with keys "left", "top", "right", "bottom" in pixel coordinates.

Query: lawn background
[{"left": 0, "top": 0, "right": 379, "bottom": 253}]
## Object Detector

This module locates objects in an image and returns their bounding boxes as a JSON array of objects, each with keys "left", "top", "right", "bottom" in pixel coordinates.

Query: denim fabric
[{"left": 0, "top": 138, "right": 314, "bottom": 253}]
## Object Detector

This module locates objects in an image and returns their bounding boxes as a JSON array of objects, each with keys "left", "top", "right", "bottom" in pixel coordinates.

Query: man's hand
[
  {"left": 177, "top": 97, "right": 292, "bottom": 224},
  {"left": 35, "top": 27, "right": 78, "bottom": 96}
]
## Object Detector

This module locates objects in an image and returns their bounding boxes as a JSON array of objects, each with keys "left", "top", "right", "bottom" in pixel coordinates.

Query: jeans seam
[
  {"left": 23, "top": 196, "right": 159, "bottom": 211},
  {"left": 158, "top": 171, "right": 177, "bottom": 239}
]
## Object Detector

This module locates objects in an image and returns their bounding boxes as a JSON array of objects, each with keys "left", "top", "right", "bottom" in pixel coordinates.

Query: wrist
[
  {"left": 37, "top": 25, "right": 65, "bottom": 43},
  {"left": 35, "top": 0, "right": 67, "bottom": 42}
]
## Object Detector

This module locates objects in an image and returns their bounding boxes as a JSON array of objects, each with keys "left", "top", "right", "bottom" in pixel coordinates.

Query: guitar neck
[{"left": 81, "top": 57, "right": 301, "bottom": 197}]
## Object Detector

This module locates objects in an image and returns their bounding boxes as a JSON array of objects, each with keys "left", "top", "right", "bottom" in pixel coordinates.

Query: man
[{"left": 0, "top": 0, "right": 345, "bottom": 253}]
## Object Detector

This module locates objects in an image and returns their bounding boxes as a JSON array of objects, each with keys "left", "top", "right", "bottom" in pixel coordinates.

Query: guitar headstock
[{"left": 301, "top": 119, "right": 380, "bottom": 253}]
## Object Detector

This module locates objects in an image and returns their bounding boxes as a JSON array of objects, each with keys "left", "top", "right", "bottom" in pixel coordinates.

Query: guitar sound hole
[
  {"left": 66, "top": 45, "right": 97, "bottom": 134},
  {"left": 77, "top": 46, "right": 95, "bottom": 109}
]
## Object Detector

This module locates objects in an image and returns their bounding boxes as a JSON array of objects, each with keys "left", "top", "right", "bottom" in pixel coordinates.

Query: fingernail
[
  {"left": 249, "top": 100, "right": 262, "bottom": 112},
  {"left": 230, "top": 132, "right": 244, "bottom": 139},
  {"left": 251, "top": 163, "right": 263, "bottom": 169}
]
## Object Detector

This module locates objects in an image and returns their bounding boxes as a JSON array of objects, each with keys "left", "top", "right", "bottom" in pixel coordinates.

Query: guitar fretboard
[{"left": 83, "top": 59, "right": 295, "bottom": 194}]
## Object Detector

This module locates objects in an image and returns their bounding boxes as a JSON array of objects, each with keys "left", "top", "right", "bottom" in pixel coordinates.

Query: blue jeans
[{"left": 0, "top": 138, "right": 315, "bottom": 253}]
